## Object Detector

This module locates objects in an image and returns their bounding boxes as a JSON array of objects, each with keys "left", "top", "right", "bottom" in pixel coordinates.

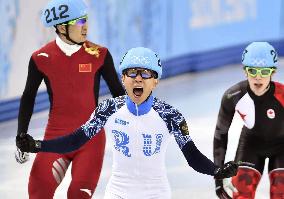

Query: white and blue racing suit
[{"left": 40, "top": 95, "right": 217, "bottom": 199}]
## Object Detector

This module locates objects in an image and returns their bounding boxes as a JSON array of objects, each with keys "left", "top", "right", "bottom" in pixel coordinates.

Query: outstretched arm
[
  {"left": 16, "top": 97, "right": 121, "bottom": 154},
  {"left": 41, "top": 128, "right": 89, "bottom": 153},
  {"left": 182, "top": 140, "right": 216, "bottom": 175},
  {"left": 174, "top": 119, "right": 237, "bottom": 178},
  {"left": 16, "top": 128, "right": 89, "bottom": 154},
  {"left": 182, "top": 140, "right": 238, "bottom": 179}
]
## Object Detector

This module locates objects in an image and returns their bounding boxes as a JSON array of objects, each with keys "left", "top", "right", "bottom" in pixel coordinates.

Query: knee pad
[
  {"left": 67, "top": 181, "right": 97, "bottom": 199},
  {"left": 269, "top": 169, "right": 284, "bottom": 199},
  {"left": 232, "top": 167, "right": 261, "bottom": 199}
]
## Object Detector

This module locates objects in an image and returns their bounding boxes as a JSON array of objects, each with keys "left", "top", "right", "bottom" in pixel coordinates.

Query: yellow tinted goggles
[{"left": 245, "top": 67, "right": 275, "bottom": 78}]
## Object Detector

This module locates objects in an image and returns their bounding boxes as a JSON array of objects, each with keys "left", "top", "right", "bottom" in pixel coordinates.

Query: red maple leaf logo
[
  {"left": 268, "top": 110, "right": 273, "bottom": 114},
  {"left": 237, "top": 110, "right": 246, "bottom": 120}
]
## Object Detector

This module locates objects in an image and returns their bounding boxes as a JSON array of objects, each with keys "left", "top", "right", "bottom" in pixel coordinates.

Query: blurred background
[{"left": 0, "top": 0, "right": 284, "bottom": 198}]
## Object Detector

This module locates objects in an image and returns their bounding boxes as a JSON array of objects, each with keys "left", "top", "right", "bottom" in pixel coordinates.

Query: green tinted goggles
[{"left": 245, "top": 67, "right": 276, "bottom": 78}]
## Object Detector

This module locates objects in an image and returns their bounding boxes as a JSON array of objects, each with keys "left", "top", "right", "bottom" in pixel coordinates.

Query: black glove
[
  {"left": 215, "top": 179, "right": 232, "bottom": 199},
  {"left": 16, "top": 133, "right": 41, "bottom": 153},
  {"left": 214, "top": 161, "right": 238, "bottom": 179}
]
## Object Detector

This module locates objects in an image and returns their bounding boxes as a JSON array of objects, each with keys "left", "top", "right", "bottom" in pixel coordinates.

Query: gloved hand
[
  {"left": 16, "top": 133, "right": 41, "bottom": 153},
  {"left": 14, "top": 147, "right": 29, "bottom": 164},
  {"left": 214, "top": 161, "right": 238, "bottom": 179},
  {"left": 215, "top": 179, "right": 233, "bottom": 199}
]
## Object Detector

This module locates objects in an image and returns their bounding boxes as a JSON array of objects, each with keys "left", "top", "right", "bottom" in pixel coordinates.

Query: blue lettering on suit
[
  {"left": 115, "top": 118, "right": 129, "bottom": 125},
  {"left": 142, "top": 133, "right": 163, "bottom": 156},
  {"left": 112, "top": 130, "right": 131, "bottom": 157}
]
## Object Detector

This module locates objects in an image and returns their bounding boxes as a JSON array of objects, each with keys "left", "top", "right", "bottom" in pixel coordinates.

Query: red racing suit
[{"left": 17, "top": 39, "right": 124, "bottom": 199}]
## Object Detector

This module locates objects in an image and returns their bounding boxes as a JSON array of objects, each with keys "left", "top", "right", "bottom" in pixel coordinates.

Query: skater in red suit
[
  {"left": 213, "top": 42, "right": 284, "bottom": 199},
  {"left": 15, "top": 0, "right": 124, "bottom": 198}
]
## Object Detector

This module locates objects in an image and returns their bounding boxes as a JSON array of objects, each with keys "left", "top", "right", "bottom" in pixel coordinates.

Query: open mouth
[
  {"left": 133, "top": 87, "right": 143, "bottom": 97},
  {"left": 254, "top": 83, "right": 263, "bottom": 88}
]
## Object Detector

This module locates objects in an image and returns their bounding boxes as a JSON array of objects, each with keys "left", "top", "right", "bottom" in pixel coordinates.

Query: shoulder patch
[
  {"left": 83, "top": 42, "right": 101, "bottom": 57},
  {"left": 179, "top": 119, "right": 189, "bottom": 136},
  {"left": 226, "top": 90, "right": 241, "bottom": 99},
  {"left": 225, "top": 81, "right": 248, "bottom": 99}
]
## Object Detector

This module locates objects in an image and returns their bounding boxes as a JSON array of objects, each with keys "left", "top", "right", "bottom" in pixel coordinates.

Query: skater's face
[
  {"left": 57, "top": 16, "right": 88, "bottom": 44},
  {"left": 245, "top": 67, "right": 276, "bottom": 96},
  {"left": 122, "top": 68, "right": 159, "bottom": 105}
]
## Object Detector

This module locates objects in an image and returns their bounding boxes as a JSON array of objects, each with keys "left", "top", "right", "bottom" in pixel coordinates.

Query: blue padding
[{"left": 1, "top": 40, "right": 284, "bottom": 122}]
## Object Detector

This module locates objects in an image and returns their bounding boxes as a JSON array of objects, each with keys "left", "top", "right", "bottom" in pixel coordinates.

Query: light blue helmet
[
  {"left": 119, "top": 47, "right": 162, "bottom": 79},
  {"left": 242, "top": 42, "right": 278, "bottom": 68},
  {"left": 41, "top": 0, "right": 87, "bottom": 27}
]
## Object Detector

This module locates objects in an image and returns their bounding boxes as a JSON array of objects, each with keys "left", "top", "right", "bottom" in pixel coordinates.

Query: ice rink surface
[{"left": 1, "top": 59, "right": 283, "bottom": 198}]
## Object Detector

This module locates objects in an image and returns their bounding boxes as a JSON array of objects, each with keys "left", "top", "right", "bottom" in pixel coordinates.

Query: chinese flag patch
[{"left": 79, "top": 63, "right": 92, "bottom": 72}]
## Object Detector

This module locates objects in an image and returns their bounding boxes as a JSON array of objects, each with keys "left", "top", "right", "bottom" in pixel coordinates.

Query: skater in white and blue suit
[{"left": 17, "top": 47, "right": 238, "bottom": 199}]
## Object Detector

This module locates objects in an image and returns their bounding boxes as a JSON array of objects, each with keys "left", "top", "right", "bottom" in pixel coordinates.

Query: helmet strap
[{"left": 57, "top": 25, "right": 84, "bottom": 45}]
